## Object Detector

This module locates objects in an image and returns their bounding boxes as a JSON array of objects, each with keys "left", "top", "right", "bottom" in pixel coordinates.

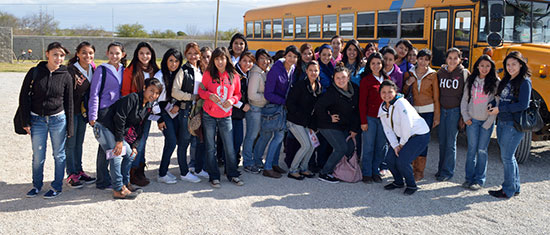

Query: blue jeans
[
  {"left": 386, "top": 133, "right": 430, "bottom": 188},
  {"left": 465, "top": 119, "right": 494, "bottom": 185},
  {"left": 437, "top": 107, "right": 461, "bottom": 178},
  {"left": 93, "top": 122, "right": 134, "bottom": 191},
  {"left": 202, "top": 112, "right": 239, "bottom": 181},
  {"left": 30, "top": 114, "right": 67, "bottom": 192},
  {"left": 319, "top": 128, "right": 353, "bottom": 175},
  {"left": 361, "top": 116, "right": 388, "bottom": 177},
  {"left": 65, "top": 113, "right": 87, "bottom": 175},
  {"left": 254, "top": 126, "right": 285, "bottom": 170},
  {"left": 159, "top": 110, "right": 184, "bottom": 177},
  {"left": 496, "top": 120, "right": 523, "bottom": 197},
  {"left": 175, "top": 108, "right": 193, "bottom": 176},
  {"left": 287, "top": 121, "right": 315, "bottom": 173},
  {"left": 419, "top": 112, "right": 434, "bottom": 157},
  {"left": 132, "top": 119, "right": 151, "bottom": 167},
  {"left": 95, "top": 145, "right": 110, "bottom": 188},
  {"left": 189, "top": 136, "right": 206, "bottom": 173},
  {"left": 242, "top": 105, "right": 263, "bottom": 167}
]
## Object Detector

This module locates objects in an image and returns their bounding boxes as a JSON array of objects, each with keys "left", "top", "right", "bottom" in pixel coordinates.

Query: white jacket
[{"left": 378, "top": 97, "right": 430, "bottom": 149}]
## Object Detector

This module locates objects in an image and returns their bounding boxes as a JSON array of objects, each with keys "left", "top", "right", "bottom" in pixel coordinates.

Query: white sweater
[{"left": 378, "top": 98, "right": 430, "bottom": 149}]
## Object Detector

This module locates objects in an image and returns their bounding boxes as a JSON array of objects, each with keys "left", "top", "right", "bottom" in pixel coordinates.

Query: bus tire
[{"left": 515, "top": 131, "right": 532, "bottom": 164}]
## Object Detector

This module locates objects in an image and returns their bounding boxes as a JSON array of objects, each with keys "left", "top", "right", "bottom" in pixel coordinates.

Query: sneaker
[
  {"left": 189, "top": 167, "right": 196, "bottom": 174},
  {"left": 379, "top": 169, "right": 390, "bottom": 176},
  {"left": 461, "top": 181, "right": 472, "bottom": 189},
  {"left": 469, "top": 183, "right": 482, "bottom": 190},
  {"left": 194, "top": 170, "right": 210, "bottom": 178},
  {"left": 166, "top": 172, "right": 177, "bottom": 180},
  {"left": 67, "top": 174, "right": 84, "bottom": 189},
  {"left": 43, "top": 189, "right": 61, "bottom": 199},
  {"left": 372, "top": 175, "right": 383, "bottom": 183},
  {"left": 436, "top": 176, "right": 451, "bottom": 182},
  {"left": 318, "top": 174, "right": 339, "bottom": 183},
  {"left": 243, "top": 166, "right": 261, "bottom": 174},
  {"left": 210, "top": 179, "right": 221, "bottom": 188},
  {"left": 180, "top": 172, "right": 201, "bottom": 183},
  {"left": 230, "top": 177, "right": 244, "bottom": 186},
  {"left": 404, "top": 187, "right": 418, "bottom": 195},
  {"left": 26, "top": 188, "right": 39, "bottom": 198},
  {"left": 362, "top": 176, "right": 373, "bottom": 184},
  {"left": 158, "top": 175, "right": 177, "bottom": 184},
  {"left": 488, "top": 189, "right": 509, "bottom": 198},
  {"left": 384, "top": 182, "right": 405, "bottom": 190},
  {"left": 78, "top": 171, "right": 97, "bottom": 184}
]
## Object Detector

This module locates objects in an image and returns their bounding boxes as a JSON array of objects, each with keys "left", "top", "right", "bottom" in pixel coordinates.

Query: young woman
[
  {"left": 379, "top": 80, "right": 430, "bottom": 195},
  {"left": 402, "top": 49, "right": 439, "bottom": 181},
  {"left": 330, "top": 35, "right": 344, "bottom": 65},
  {"left": 381, "top": 47, "right": 403, "bottom": 91},
  {"left": 88, "top": 42, "right": 127, "bottom": 190},
  {"left": 294, "top": 43, "right": 314, "bottom": 80},
  {"left": 314, "top": 66, "right": 361, "bottom": 183},
  {"left": 65, "top": 41, "right": 96, "bottom": 188},
  {"left": 487, "top": 51, "right": 531, "bottom": 198},
  {"left": 242, "top": 49, "right": 271, "bottom": 174},
  {"left": 228, "top": 33, "right": 248, "bottom": 65},
  {"left": 359, "top": 52, "right": 389, "bottom": 184},
  {"left": 198, "top": 47, "right": 243, "bottom": 188},
  {"left": 122, "top": 42, "right": 159, "bottom": 187},
  {"left": 170, "top": 42, "right": 206, "bottom": 183},
  {"left": 460, "top": 55, "right": 499, "bottom": 190},
  {"left": 318, "top": 44, "right": 334, "bottom": 94},
  {"left": 255, "top": 45, "right": 299, "bottom": 178},
  {"left": 342, "top": 39, "right": 365, "bottom": 86},
  {"left": 285, "top": 61, "right": 321, "bottom": 180},
  {"left": 436, "top": 48, "right": 468, "bottom": 182},
  {"left": 94, "top": 78, "right": 162, "bottom": 199},
  {"left": 395, "top": 40, "right": 414, "bottom": 75},
  {"left": 407, "top": 48, "right": 418, "bottom": 66},
  {"left": 21, "top": 42, "right": 73, "bottom": 199},
  {"left": 364, "top": 43, "right": 377, "bottom": 59},
  {"left": 200, "top": 46, "right": 212, "bottom": 72}
]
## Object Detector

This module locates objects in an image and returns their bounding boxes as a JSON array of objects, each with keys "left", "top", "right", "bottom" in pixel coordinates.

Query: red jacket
[
  {"left": 359, "top": 73, "right": 384, "bottom": 124},
  {"left": 198, "top": 70, "right": 241, "bottom": 118},
  {"left": 121, "top": 65, "right": 136, "bottom": 96}
]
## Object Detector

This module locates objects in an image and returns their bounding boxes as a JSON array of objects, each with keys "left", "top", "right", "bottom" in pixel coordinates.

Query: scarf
[
  {"left": 335, "top": 82, "right": 354, "bottom": 99},
  {"left": 307, "top": 78, "right": 322, "bottom": 97},
  {"left": 319, "top": 58, "right": 334, "bottom": 79},
  {"left": 382, "top": 93, "right": 404, "bottom": 113}
]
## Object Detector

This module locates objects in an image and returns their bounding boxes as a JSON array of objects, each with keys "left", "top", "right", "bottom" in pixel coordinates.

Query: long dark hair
[
  {"left": 295, "top": 43, "right": 313, "bottom": 79},
  {"left": 228, "top": 33, "right": 248, "bottom": 57},
  {"left": 341, "top": 39, "right": 363, "bottom": 76},
  {"left": 160, "top": 48, "right": 183, "bottom": 99},
  {"left": 361, "top": 52, "right": 388, "bottom": 80},
  {"left": 68, "top": 41, "right": 95, "bottom": 65},
  {"left": 129, "top": 42, "right": 159, "bottom": 91},
  {"left": 107, "top": 42, "right": 127, "bottom": 67},
  {"left": 467, "top": 55, "right": 499, "bottom": 101},
  {"left": 207, "top": 47, "right": 236, "bottom": 84},
  {"left": 496, "top": 51, "right": 531, "bottom": 97}
]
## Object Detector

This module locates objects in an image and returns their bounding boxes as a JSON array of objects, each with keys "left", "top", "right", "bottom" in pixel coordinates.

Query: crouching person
[
  {"left": 379, "top": 80, "right": 430, "bottom": 195},
  {"left": 93, "top": 78, "right": 162, "bottom": 199}
]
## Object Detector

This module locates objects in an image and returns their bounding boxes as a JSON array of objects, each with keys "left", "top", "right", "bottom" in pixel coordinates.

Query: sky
[{"left": 0, "top": 0, "right": 297, "bottom": 33}]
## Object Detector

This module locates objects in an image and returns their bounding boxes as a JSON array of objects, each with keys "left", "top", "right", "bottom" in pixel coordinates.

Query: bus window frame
[
  {"left": 339, "top": 13, "right": 355, "bottom": 38},
  {"left": 356, "top": 11, "right": 376, "bottom": 39},
  {"left": 283, "top": 18, "right": 294, "bottom": 39},
  {"left": 377, "top": 10, "right": 399, "bottom": 38},
  {"left": 273, "top": 19, "right": 282, "bottom": 39},
  {"left": 400, "top": 8, "right": 425, "bottom": 39},
  {"left": 263, "top": 19, "right": 272, "bottom": 39},
  {"left": 323, "top": 14, "right": 338, "bottom": 39},
  {"left": 308, "top": 15, "right": 322, "bottom": 39},
  {"left": 295, "top": 16, "right": 308, "bottom": 39}
]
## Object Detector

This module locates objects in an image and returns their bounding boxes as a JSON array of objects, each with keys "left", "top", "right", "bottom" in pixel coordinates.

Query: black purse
[
  {"left": 14, "top": 68, "right": 38, "bottom": 135},
  {"left": 513, "top": 99, "right": 544, "bottom": 133}
]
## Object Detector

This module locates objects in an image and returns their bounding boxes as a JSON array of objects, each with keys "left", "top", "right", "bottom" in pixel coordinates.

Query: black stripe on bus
[{"left": 247, "top": 39, "right": 428, "bottom": 44}]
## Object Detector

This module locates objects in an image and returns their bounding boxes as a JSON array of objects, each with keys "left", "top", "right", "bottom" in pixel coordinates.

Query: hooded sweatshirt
[
  {"left": 378, "top": 96, "right": 429, "bottom": 149},
  {"left": 438, "top": 64, "right": 468, "bottom": 109},
  {"left": 402, "top": 66, "right": 440, "bottom": 124},
  {"left": 247, "top": 64, "right": 268, "bottom": 107},
  {"left": 198, "top": 70, "right": 241, "bottom": 118},
  {"left": 264, "top": 59, "right": 295, "bottom": 105},
  {"left": 460, "top": 76, "right": 499, "bottom": 129}
]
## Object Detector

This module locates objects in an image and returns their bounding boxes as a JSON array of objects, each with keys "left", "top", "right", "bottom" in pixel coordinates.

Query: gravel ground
[{"left": 1, "top": 72, "right": 549, "bottom": 234}]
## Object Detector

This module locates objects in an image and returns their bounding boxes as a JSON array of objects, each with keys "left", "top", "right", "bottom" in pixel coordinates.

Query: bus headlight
[{"left": 540, "top": 65, "right": 548, "bottom": 78}]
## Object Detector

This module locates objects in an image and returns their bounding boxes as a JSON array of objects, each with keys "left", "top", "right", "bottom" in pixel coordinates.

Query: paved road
[{"left": 1, "top": 72, "right": 549, "bottom": 234}]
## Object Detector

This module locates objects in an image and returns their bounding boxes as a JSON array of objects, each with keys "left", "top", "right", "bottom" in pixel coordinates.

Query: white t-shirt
[{"left": 192, "top": 64, "right": 202, "bottom": 95}]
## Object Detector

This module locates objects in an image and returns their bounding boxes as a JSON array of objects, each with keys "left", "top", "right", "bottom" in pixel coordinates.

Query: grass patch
[{"left": 0, "top": 59, "right": 166, "bottom": 73}]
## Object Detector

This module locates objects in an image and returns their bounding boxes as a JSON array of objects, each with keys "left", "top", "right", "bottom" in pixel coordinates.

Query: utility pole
[
  {"left": 214, "top": 0, "right": 220, "bottom": 48},
  {"left": 112, "top": 7, "right": 115, "bottom": 37}
]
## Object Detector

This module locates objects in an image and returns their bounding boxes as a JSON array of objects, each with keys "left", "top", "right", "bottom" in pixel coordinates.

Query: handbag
[
  {"left": 188, "top": 99, "right": 204, "bottom": 137},
  {"left": 260, "top": 103, "right": 286, "bottom": 132},
  {"left": 514, "top": 99, "right": 544, "bottom": 133},
  {"left": 14, "top": 68, "right": 38, "bottom": 135},
  {"left": 332, "top": 136, "right": 362, "bottom": 183}
]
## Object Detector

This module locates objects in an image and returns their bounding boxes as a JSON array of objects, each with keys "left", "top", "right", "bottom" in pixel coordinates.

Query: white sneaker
[
  {"left": 158, "top": 175, "right": 177, "bottom": 184},
  {"left": 189, "top": 167, "right": 196, "bottom": 174},
  {"left": 194, "top": 170, "right": 209, "bottom": 178},
  {"left": 166, "top": 172, "right": 177, "bottom": 180},
  {"left": 180, "top": 172, "right": 201, "bottom": 183}
]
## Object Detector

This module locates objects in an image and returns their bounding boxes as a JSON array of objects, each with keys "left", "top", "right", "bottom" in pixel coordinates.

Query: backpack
[
  {"left": 14, "top": 68, "right": 38, "bottom": 135},
  {"left": 333, "top": 136, "right": 362, "bottom": 183},
  {"left": 82, "top": 66, "right": 107, "bottom": 122}
]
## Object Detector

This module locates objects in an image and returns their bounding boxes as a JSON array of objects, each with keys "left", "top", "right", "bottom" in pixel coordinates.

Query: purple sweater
[
  {"left": 88, "top": 64, "right": 124, "bottom": 121},
  {"left": 387, "top": 64, "right": 404, "bottom": 91},
  {"left": 264, "top": 59, "right": 295, "bottom": 105}
]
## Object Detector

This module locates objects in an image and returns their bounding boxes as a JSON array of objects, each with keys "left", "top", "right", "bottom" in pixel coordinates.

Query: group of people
[{"left": 18, "top": 33, "right": 531, "bottom": 200}]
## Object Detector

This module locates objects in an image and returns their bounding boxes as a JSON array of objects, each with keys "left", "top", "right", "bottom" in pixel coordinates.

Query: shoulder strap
[
  {"left": 390, "top": 105, "right": 396, "bottom": 131},
  {"left": 463, "top": 69, "right": 468, "bottom": 82}
]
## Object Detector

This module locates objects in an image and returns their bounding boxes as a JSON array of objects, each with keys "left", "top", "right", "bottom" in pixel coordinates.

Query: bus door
[{"left": 431, "top": 7, "right": 474, "bottom": 68}]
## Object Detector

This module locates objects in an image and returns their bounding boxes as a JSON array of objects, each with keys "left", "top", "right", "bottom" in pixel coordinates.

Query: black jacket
[
  {"left": 67, "top": 63, "right": 93, "bottom": 115},
  {"left": 177, "top": 62, "right": 197, "bottom": 106},
  {"left": 286, "top": 78, "right": 321, "bottom": 128},
  {"left": 314, "top": 83, "right": 361, "bottom": 133},
  {"left": 232, "top": 64, "right": 250, "bottom": 120},
  {"left": 19, "top": 61, "right": 74, "bottom": 136},
  {"left": 97, "top": 91, "right": 152, "bottom": 149}
]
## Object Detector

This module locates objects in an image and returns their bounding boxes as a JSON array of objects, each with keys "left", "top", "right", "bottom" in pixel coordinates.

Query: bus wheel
[{"left": 515, "top": 131, "right": 532, "bottom": 164}]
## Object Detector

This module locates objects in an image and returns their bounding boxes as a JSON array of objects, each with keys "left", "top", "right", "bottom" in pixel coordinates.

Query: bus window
[
  {"left": 478, "top": 2, "right": 489, "bottom": 42},
  {"left": 309, "top": 16, "right": 321, "bottom": 38},
  {"left": 264, "top": 20, "right": 272, "bottom": 38},
  {"left": 503, "top": 1, "right": 532, "bottom": 43},
  {"left": 339, "top": 14, "right": 354, "bottom": 37},
  {"left": 357, "top": 12, "right": 375, "bottom": 38},
  {"left": 454, "top": 11, "right": 472, "bottom": 67},
  {"left": 296, "top": 17, "right": 307, "bottom": 38},
  {"left": 401, "top": 9, "right": 424, "bottom": 38},
  {"left": 284, "top": 18, "right": 294, "bottom": 38},
  {"left": 246, "top": 21, "right": 253, "bottom": 38},
  {"left": 378, "top": 11, "right": 398, "bottom": 38},
  {"left": 532, "top": 1, "right": 550, "bottom": 43},
  {"left": 432, "top": 11, "right": 449, "bottom": 67},
  {"left": 323, "top": 14, "right": 337, "bottom": 38},
  {"left": 254, "top": 21, "right": 262, "bottom": 38},
  {"left": 273, "top": 19, "right": 282, "bottom": 38}
]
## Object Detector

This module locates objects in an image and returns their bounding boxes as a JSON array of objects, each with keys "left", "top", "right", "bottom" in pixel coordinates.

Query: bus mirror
[
  {"left": 487, "top": 32, "right": 503, "bottom": 47},
  {"left": 489, "top": 3, "right": 503, "bottom": 32}
]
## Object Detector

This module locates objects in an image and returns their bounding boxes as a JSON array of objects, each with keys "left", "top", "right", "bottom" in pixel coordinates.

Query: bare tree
[
  {"left": 185, "top": 24, "right": 200, "bottom": 36},
  {"left": 20, "top": 10, "right": 59, "bottom": 35}
]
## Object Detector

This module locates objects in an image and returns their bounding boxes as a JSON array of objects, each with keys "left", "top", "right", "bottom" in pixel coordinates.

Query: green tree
[
  {"left": 0, "top": 11, "right": 20, "bottom": 28},
  {"left": 219, "top": 28, "right": 241, "bottom": 40},
  {"left": 116, "top": 23, "right": 148, "bottom": 37},
  {"left": 177, "top": 31, "right": 187, "bottom": 37}
]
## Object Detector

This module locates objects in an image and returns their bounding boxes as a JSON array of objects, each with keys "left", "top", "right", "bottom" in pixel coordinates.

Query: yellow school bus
[{"left": 244, "top": 0, "right": 550, "bottom": 162}]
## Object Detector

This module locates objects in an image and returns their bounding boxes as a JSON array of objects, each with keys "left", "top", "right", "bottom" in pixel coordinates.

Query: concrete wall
[
  {"left": 0, "top": 27, "right": 13, "bottom": 63},
  {"left": 13, "top": 35, "right": 229, "bottom": 61}
]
